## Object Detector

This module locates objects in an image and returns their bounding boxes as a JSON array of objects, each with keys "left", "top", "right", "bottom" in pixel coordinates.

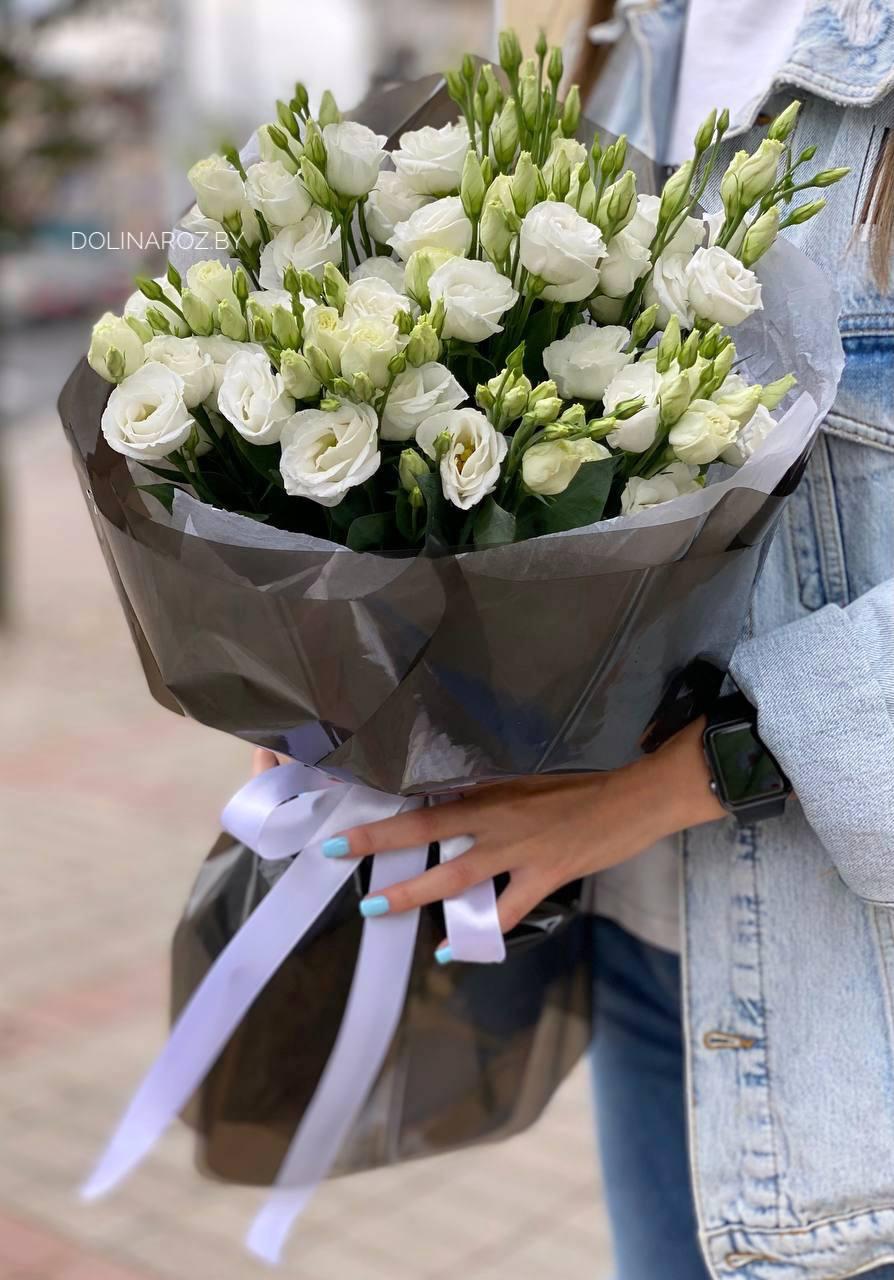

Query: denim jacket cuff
[{"left": 730, "top": 581, "right": 894, "bottom": 903}]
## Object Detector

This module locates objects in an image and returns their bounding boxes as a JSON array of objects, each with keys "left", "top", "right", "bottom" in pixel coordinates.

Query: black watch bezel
[{"left": 702, "top": 693, "right": 791, "bottom": 824}]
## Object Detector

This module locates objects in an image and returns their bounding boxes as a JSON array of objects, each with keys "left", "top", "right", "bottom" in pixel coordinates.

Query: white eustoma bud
[
  {"left": 416, "top": 408, "right": 507, "bottom": 510},
  {"left": 280, "top": 349, "right": 322, "bottom": 400},
  {"left": 187, "top": 154, "right": 246, "bottom": 222},
  {"left": 522, "top": 438, "right": 610, "bottom": 496},
  {"left": 668, "top": 397, "right": 739, "bottom": 464},
  {"left": 88, "top": 312, "right": 145, "bottom": 382}
]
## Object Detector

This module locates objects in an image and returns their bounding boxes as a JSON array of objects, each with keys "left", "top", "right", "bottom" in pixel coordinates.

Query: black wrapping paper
[{"left": 172, "top": 837, "right": 590, "bottom": 1181}]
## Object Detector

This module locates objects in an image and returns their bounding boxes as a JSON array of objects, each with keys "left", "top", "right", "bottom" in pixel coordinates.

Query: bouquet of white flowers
[
  {"left": 62, "top": 34, "right": 848, "bottom": 1266},
  {"left": 86, "top": 32, "right": 846, "bottom": 551}
]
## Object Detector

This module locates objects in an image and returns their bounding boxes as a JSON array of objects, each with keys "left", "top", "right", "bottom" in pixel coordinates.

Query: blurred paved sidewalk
[{"left": 0, "top": 414, "right": 612, "bottom": 1280}]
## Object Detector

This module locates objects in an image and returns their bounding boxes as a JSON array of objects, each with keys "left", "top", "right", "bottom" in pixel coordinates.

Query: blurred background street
[{"left": 0, "top": 0, "right": 612, "bottom": 1277}]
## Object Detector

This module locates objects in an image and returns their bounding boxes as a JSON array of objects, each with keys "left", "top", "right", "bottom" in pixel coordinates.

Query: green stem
[{"left": 358, "top": 198, "right": 374, "bottom": 258}]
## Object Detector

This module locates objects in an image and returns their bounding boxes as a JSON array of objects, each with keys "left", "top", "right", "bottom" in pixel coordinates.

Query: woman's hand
[{"left": 254, "top": 718, "right": 725, "bottom": 942}]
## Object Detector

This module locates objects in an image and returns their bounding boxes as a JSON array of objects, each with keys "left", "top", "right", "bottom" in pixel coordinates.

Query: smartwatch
[{"left": 702, "top": 692, "right": 791, "bottom": 823}]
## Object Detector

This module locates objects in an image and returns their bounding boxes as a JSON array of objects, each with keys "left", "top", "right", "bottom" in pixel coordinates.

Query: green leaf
[
  {"left": 226, "top": 426, "right": 282, "bottom": 485},
  {"left": 330, "top": 484, "right": 372, "bottom": 532},
  {"left": 533, "top": 457, "right": 617, "bottom": 535},
  {"left": 345, "top": 511, "right": 396, "bottom": 552},
  {"left": 473, "top": 497, "right": 517, "bottom": 548},
  {"left": 137, "top": 482, "right": 176, "bottom": 514},
  {"left": 140, "top": 462, "right": 186, "bottom": 483}
]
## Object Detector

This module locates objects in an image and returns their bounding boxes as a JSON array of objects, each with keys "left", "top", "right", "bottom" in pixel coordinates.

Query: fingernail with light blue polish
[
  {"left": 434, "top": 945, "right": 453, "bottom": 966},
  {"left": 322, "top": 836, "right": 351, "bottom": 858},
  {"left": 360, "top": 896, "right": 390, "bottom": 918}
]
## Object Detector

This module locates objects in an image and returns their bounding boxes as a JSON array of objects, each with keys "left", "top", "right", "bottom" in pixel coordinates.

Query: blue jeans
[{"left": 589, "top": 917, "right": 894, "bottom": 1280}]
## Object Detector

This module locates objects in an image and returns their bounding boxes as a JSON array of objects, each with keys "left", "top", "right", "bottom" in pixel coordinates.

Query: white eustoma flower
[
  {"left": 392, "top": 121, "right": 470, "bottom": 196},
  {"left": 388, "top": 196, "right": 473, "bottom": 261},
  {"left": 350, "top": 254, "right": 409, "bottom": 294},
  {"left": 603, "top": 360, "right": 663, "bottom": 452},
  {"left": 364, "top": 172, "right": 432, "bottom": 246},
  {"left": 195, "top": 335, "right": 265, "bottom": 403},
  {"left": 643, "top": 252, "right": 694, "bottom": 328},
  {"left": 101, "top": 362, "right": 194, "bottom": 460},
  {"left": 522, "top": 438, "right": 610, "bottom": 496},
  {"left": 124, "top": 278, "right": 190, "bottom": 337},
  {"left": 518, "top": 201, "right": 606, "bottom": 303},
  {"left": 323, "top": 121, "right": 387, "bottom": 197},
  {"left": 416, "top": 408, "right": 507, "bottom": 510},
  {"left": 686, "top": 245, "right": 762, "bottom": 327},
  {"left": 279, "top": 401, "right": 381, "bottom": 506},
  {"left": 88, "top": 312, "right": 145, "bottom": 382},
  {"left": 304, "top": 305, "right": 350, "bottom": 369},
  {"left": 244, "top": 160, "right": 312, "bottom": 228},
  {"left": 185, "top": 260, "right": 241, "bottom": 316},
  {"left": 339, "top": 315, "right": 401, "bottom": 390},
  {"left": 598, "top": 227, "right": 652, "bottom": 299},
  {"left": 180, "top": 200, "right": 261, "bottom": 250},
  {"left": 543, "top": 323, "right": 632, "bottom": 400},
  {"left": 217, "top": 349, "right": 295, "bottom": 445},
  {"left": 620, "top": 461, "right": 702, "bottom": 514},
  {"left": 721, "top": 403, "right": 777, "bottom": 465},
  {"left": 668, "top": 397, "right": 738, "bottom": 464},
  {"left": 380, "top": 362, "right": 466, "bottom": 441},
  {"left": 187, "top": 154, "right": 246, "bottom": 222},
  {"left": 259, "top": 208, "right": 342, "bottom": 289},
  {"left": 143, "top": 336, "right": 215, "bottom": 409},
  {"left": 626, "top": 193, "right": 705, "bottom": 256},
  {"left": 427, "top": 258, "right": 518, "bottom": 342},
  {"left": 343, "top": 276, "right": 411, "bottom": 326}
]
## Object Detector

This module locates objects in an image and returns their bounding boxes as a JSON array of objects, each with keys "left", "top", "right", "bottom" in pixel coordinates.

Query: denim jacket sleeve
[{"left": 730, "top": 581, "right": 894, "bottom": 903}]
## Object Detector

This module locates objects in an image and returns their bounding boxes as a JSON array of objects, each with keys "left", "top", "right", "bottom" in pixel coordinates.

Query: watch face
[{"left": 709, "top": 722, "right": 787, "bottom": 806}]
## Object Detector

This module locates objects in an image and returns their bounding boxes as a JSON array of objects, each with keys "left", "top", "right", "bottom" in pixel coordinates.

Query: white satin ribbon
[{"left": 81, "top": 763, "right": 505, "bottom": 1264}]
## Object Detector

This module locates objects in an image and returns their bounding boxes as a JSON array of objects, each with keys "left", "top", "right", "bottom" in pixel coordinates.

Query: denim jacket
[{"left": 591, "top": 5, "right": 894, "bottom": 1277}]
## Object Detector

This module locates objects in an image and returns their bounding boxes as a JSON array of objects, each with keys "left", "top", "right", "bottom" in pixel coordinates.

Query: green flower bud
[
  {"left": 460, "top": 150, "right": 487, "bottom": 220},
  {"left": 519, "top": 73, "right": 540, "bottom": 131},
  {"left": 720, "top": 139, "right": 784, "bottom": 214},
  {"left": 741, "top": 204, "right": 781, "bottom": 267},
  {"left": 292, "top": 81, "right": 310, "bottom": 115},
  {"left": 105, "top": 346, "right": 126, "bottom": 381},
  {"left": 498, "top": 28, "right": 523, "bottom": 76},
  {"left": 125, "top": 314, "right": 153, "bottom": 344},
  {"left": 445, "top": 68, "right": 467, "bottom": 108},
  {"left": 547, "top": 45, "right": 563, "bottom": 89},
  {"left": 527, "top": 376, "right": 556, "bottom": 405},
  {"left": 596, "top": 170, "right": 637, "bottom": 238},
  {"left": 318, "top": 89, "right": 341, "bottom": 127},
  {"left": 576, "top": 176, "right": 598, "bottom": 221},
  {"left": 506, "top": 343, "right": 527, "bottom": 375},
  {"left": 613, "top": 396, "right": 647, "bottom": 420},
  {"left": 432, "top": 429, "right": 453, "bottom": 460},
  {"left": 218, "top": 298, "right": 248, "bottom": 341},
  {"left": 175, "top": 290, "right": 211, "bottom": 337},
  {"left": 811, "top": 166, "right": 851, "bottom": 188},
  {"left": 558, "top": 402, "right": 586, "bottom": 430},
  {"left": 145, "top": 306, "right": 171, "bottom": 335},
  {"left": 298, "top": 269, "right": 323, "bottom": 303},
  {"left": 352, "top": 371, "right": 376, "bottom": 403},
  {"left": 479, "top": 64, "right": 501, "bottom": 125},
  {"left": 698, "top": 322, "right": 724, "bottom": 359},
  {"left": 535, "top": 30, "right": 548, "bottom": 59},
  {"left": 271, "top": 303, "right": 299, "bottom": 349},
  {"left": 461, "top": 53, "right": 476, "bottom": 84},
  {"left": 527, "top": 396, "right": 563, "bottom": 426},
  {"left": 406, "top": 321, "right": 440, "bottom": 366},
  {"left": 476, "top": 382, "right": 496, "bottom": 411},
  {"left": 300, "top": 156, "right": 333, "bottom": 210},
  {"left": 388, "top": 351, "right": 408, "bottom": 378},
  {"left": 166, "top": 262, "right": 182, "bottom": 293},
  {"left": 694, "top": 108, "right": 717, "bottom": 154},
  {"left": 511, "top": 151, "right": 539, "bottom": 216},
  {"left": 500, "top": 380, "right": 531, "bottom": 423},
  {"left": 677, "top": 329, "right": 701, "bottom": 371},
  {"left": 322, "top": 261, "right": 348, "bottom": 312},
  {"left": 717, "top": 108, "right": 730, "bottom": 134},
  {"left": 549, "top": 147, "right": 572, "bottom": 202},
  {"left": 560, "top": 85, "right": 581, "bottom": 138},
  {"left": 628, "top": 303, "right": 660, "bottom": 350},
  {"left": 408, "top": 485, "right": 425, "bottom": 510},
  {"left": 246, "top": 301, "right": 272, "bottom": 343},
  {"left": 275, "top": 99, "right": 300, "bottom": 139},
  {"left": 404, "top": 247, "right": 455, "bottom": 309},
  {"left": 706, "top": 343, "right": 736, "bottom": 391},
  {"left": 768, "top": 99, "right": 801, "bottom": 142},
  {"left": 428, "top": 297, "right": 447, "bottom": 335},
  {"left": 399, "top": 449, "right": 429, "bottom": 492},
  {"left": 492, "top": 99, "right": 520, "bottom": 170},
  {"left": 659, "top": 160, "right": 694, "bottom": 223},
  {"left": 303, "top": 120, "right": 327, "bottom": 171},
  {"left": 331, "top": 377, "right": 352, "bottom": 397},
  {"left": 282, "top": 265, "right": 301, "bottom": 297},
  {"left": 659, "top": 372, "right": 692, "bottom": 427},
  {"left": 759, "top": 373, "right": 797, "bottom": 410},
  {"left": 280, "top": 349, "right": 322, "bottom": 400},
  {"left": 714, "top": 382, "right": 762, "bottom": 427},
  {"left": 135, "top": 275, "right": 167, "bottom": 303},
  {"left": 232, "top": 267, "right": 249, "bottom": 306},
  {"left": 796, "top": 144, "right": 817, "bottom": 164},
  {"left": 480, "top": 197, "right": 515, "bottom": 262},
  {"left": 656, "top": 316, "right": 682, "bottom": 374},
  {"left": 305, "top": 343, "right": 335, "bottom": 384},
  {"left": 320, "top": 396, "right": 340, "bottom": 411}
]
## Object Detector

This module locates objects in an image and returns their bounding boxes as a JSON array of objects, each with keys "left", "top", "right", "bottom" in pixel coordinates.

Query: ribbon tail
[
  {"left": 440, "top": 834, "right": 506, "bottom": 964},
  {"left": 245, "top": 838, "right": 428, "bottom": 1264},
  {"left": 81, "top": 847, "right": 358, "bottom": 1200}
]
